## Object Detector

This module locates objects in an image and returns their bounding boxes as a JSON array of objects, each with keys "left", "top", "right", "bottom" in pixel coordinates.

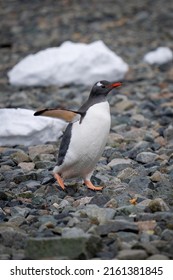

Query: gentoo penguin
[{"left": 34, "top": 80, "right": 122, "bottom": 191}]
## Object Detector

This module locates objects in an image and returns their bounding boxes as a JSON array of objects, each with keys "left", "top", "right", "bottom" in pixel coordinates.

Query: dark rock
[
  {"left": 10, "top": 206, "right": 30, "bottom": 218},
  {"left": 147, "top": 198, "right": 170, "bottom": 213},
  {"left": 161, "top": 229, "right": 173, "bottom": 241},
  {"left": 126, "top": 141, "right": 149, "bottom": 159},
  {"left": 0, "top": 191, "right": 8, "bottom": 201},
  {"left": 129, "top": 176, "right": 152, "bottom": 193},
  {"left": 35, "top": 161, "right": 54, "bottom": 169},
  {"left": 132, "top": 242, "right": 159, "bottom": 255},
  {"left": 89, "top": 194, "right": 110, "bottom": 207},
  {"left": 13, "top": 172, "right": 38, "bottom": 184},
  {"left": 25, "top": 235, "right": 101, "bottom": 259},
  {"left": 116, "top": 231, "right": 139, "bottom": 243},
  {"left": 0, "top": 225, "right": 27, "bottom": 249},
  {"left": 97, "top": 220, "right": 138, "bottom": 236}
]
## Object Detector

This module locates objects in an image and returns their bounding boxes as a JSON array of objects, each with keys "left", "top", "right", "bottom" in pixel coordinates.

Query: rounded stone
[
  {"left": 117, "top": 249, "right": 148, "bottom": 260},
  {"left": 136, "top": 152, "right": 158, "bottom": 163}
]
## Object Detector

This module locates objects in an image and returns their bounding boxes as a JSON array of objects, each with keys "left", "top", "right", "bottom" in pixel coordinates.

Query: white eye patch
[{"left": 96, "top": 82, "right": 103, "bottom": 87}]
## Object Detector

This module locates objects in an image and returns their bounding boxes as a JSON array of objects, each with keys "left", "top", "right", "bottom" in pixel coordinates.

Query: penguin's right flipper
[{"left": 34, "top": 108, "right": 83, "bottom": 123}]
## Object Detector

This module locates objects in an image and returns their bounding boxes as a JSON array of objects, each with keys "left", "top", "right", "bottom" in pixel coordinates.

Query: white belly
[{"left": 55, "top": 101, "right": 111, "bottom": 179}]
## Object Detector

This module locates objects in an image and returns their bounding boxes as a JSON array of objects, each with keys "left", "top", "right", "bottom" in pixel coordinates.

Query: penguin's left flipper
[{"left": 34, "top": 108, "right": 82, "bottom": 123}]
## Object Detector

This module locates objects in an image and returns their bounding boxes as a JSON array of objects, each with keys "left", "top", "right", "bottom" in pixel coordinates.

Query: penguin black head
[{"left": 90, "top": 80, "right": 122, "bottom": 98}]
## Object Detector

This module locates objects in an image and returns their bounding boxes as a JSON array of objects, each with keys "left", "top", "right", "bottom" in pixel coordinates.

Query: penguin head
[{"left": 90, "top": 80, "right": 122, "bottom": 98}]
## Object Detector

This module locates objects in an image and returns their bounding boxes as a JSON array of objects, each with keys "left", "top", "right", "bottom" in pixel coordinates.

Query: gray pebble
[
  {"left": 117, "top": 249, "right": 148, "bottom": 260},
  {"left": 136, "top": 152, "right": 158, "bottom": 163}
]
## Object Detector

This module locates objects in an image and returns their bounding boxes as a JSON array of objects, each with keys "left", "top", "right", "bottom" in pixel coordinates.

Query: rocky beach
[{"left": 0, "top": 0, "right": 173, "bottom": 260}]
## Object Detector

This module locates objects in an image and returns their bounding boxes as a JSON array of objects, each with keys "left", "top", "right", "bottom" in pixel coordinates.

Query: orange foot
[
  {"left": 54, "top": 173, "right": 66, "bottom": 190},
  {"left": 84, "top": 180, "right": 103, "bottom": 191}
]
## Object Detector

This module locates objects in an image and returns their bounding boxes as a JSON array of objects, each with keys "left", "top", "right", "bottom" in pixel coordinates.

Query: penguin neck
[{"left": 79, "top": 94, "right": 107, "bottom": 114}]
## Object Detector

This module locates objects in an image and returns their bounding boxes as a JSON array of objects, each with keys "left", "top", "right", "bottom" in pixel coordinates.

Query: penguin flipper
[{"left": 34, "top": 108, "right": 82, "bottom": 123}]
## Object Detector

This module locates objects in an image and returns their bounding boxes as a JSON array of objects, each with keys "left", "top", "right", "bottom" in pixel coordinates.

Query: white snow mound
[
  {"left": 0, "top": 108, "right": 66, "bottom": 146},
  {"left": 144, "top": 47, "right": 173, "bottom": 65},
  {"left": 8, "top": 41, "right": 129, "bottom": 87}
]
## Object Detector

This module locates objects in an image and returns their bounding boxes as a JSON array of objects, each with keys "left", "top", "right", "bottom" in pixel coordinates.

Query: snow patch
[
  {"left": 0, "top": 108, "right": 66, "bottom": 146},
  {"left": 8, "top": 41, "right": 128, "bottom": 87},
  {"left": 144, "top": 47, "right": 173, "bottom": 65}
]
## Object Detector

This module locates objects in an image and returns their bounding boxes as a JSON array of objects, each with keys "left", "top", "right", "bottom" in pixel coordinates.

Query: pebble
[
  {"left": 136, "top": 152, "right": 158, "bottom": 163},
  {"left": 28, "top": 144, "right": 56, "bottom": 160},
  {"left": 147, "top": 198, "right": 170, "bottom": 212},
  {"left": 108, "top": 158, "right": 132, "bottom": 174},
  {"left": 147, "top": 254, "right": 169, "bottom": 260},
  {"left": 77, "top": 204, "right": 116, "bottom": 224},
  {"left": 18, "top": 162, "right": 35, "bottom": 172},
  {"left": 161, "top": 229, "right": 173, "bottom": 241},
  {"left": 97, "top": 220, "right": 138, "bottom": 236},
  {"left": 117, "top": 167, "right": 138, "bottom": 181},
  {"left": 10, "top": 206, "right": 30, "bottom": 218},
  {"left": 117, "top": 249, "right": 148, "bottom": 260},
  {"left": 10, "top": 151, "right": 31, "bottom": 164}
]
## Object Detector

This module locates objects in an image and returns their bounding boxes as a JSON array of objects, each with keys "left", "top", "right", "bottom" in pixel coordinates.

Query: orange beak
[{"left": 106, "top": 81, "right": 122, "bottom": 89}]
